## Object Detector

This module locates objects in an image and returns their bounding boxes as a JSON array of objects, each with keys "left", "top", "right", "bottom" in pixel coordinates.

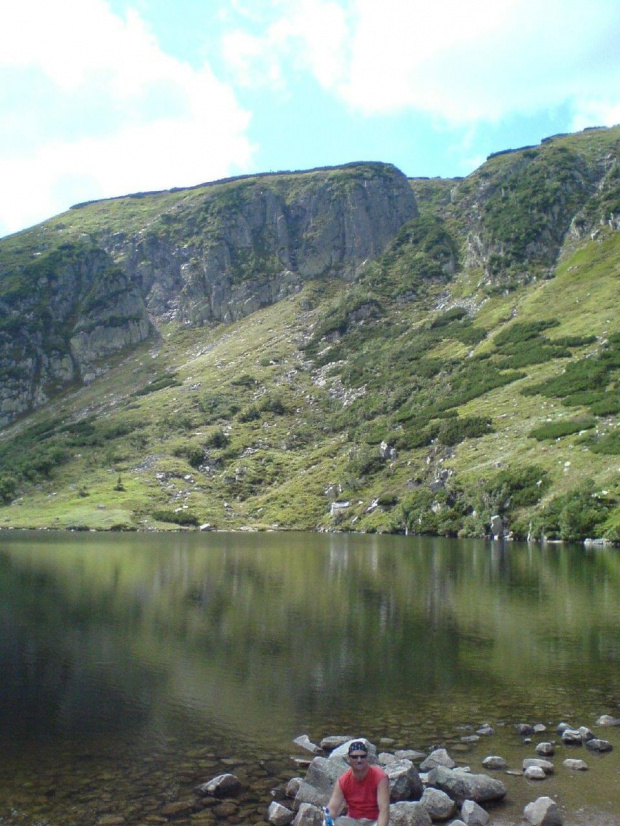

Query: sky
[{"left": 1, "top": 0, "right": 620, "bottom": 238}]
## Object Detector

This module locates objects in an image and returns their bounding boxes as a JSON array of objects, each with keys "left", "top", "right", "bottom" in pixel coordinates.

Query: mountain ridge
[{"left": 1, "top": 126, "right": 619, "bottom": 540}]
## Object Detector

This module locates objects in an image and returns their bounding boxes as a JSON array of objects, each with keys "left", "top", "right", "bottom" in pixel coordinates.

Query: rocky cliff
[{"left": 0, "top": 162, "right": 417, "bottom": 426}]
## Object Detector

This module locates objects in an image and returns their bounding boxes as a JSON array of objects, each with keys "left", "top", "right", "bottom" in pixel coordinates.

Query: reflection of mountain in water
[{"left": 1, "top": 532, "right": 620, "bottom": 748}]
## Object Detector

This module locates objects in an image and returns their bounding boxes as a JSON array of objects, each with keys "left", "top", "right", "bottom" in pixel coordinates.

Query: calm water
[{"left": 1, "top": 531, "right": 620, "bottom": 825}]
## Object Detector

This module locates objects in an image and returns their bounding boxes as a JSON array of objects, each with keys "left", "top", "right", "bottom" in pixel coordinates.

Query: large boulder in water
[
  {"left": 384, "top": 759, "right": 423, "bottom": 801},
  {"left": 427, "top": 766, "right": 506, "bottom": 806}
]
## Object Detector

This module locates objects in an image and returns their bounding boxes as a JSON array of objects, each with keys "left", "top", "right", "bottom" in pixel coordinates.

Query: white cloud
[
  {"left": 221, "top": 0, "right": 620, "bottom": 125},
  {"left": 0, "top": 0, "right": 254, "bottom": 237}
]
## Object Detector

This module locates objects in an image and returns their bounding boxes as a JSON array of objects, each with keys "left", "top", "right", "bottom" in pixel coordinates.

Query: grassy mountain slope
[{"left": 1, "top": 128, "right": 620, "bottom": 540}]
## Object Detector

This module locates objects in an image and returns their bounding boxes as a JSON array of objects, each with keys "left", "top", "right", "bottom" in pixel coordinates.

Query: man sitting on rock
[{"left": 327, "top": 741, "right": 389, "bottom": 826}]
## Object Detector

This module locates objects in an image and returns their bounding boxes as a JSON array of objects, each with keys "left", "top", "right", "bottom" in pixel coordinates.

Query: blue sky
[{"left": 1, "top": 0, "right": 619, "bottom": 238}]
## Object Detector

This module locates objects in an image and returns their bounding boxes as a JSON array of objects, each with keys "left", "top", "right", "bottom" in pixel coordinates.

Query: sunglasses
[{"left": 350, "top": 754, "right": 368, "bottom": 760}]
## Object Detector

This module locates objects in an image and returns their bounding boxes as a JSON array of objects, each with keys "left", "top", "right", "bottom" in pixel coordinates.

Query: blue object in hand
[{"left": 324, "top": 807, "right": 334, "bottom": 826}]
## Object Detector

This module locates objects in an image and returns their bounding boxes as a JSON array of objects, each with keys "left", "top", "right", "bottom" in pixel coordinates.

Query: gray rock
[
  {"left": 515, "top": 724, "right": 535, "bottom": 736},
  {"left": 384, "top": 759, "right": 423, "bottom": 801},
  {"left": 562, "top": 759, "right": 588, "bottom": 771},
  {"left": 420, "top": 788, "right": 456, "bottom": 820},
  {"left": 295, "top": 780, "right": 330, "bottom": 809},
  {"left": 475, "top": 725, "right": 494, "bottom": 737},
  {"left": 389, "top": 801, "right": 432, "bottom": 826},
  {"left": 596, "top": 714, "right": 620, "bottom": 727},
  {"left": 427, "top": 766, "right": 506, "bottom": 806},
  {"left": 306, "top": 756, "right": 349, "bottom": 791},
  {"left": 293, "top": 803, "right": 324, "bottom": 826},
  {"left": 578, "top": 726, "right": 594, "bottom": 742},
  {"left": 320, "top": 736, "right": 352, "bottom": 752},
  {"left": 379, "top": 752, "right": 399, "bottom": 765},
  {"left": 461, "top": 799, "right": 490, "bottom": 826},
  {"left": 523, "top": 796, "right": 563, "bottom": 826},
  {"left": 555, "top": 722, "right": 571, "bottom": 735},
  {"left": 560, "top": 728, "right": 582, "bottom": 745},
  {"left": 523, "top": 759, "right": 554, "bottom": 775},
  {"left": 533, "top": 724, "right": 547, "bottom": 733},
  {"left": 286, "top": 777, "right": 303, "bottom": 798},
  {"left": 585, "top": 738, "right": 613, "bottom": 752},
  {"left": 535, "top": 742, "right": 555, "bottom": 756},
  {"left": 396, "top": 750, "right": 427, "bottom": 762},
  {"left": 481, "top": 756, "right": 507, "bottom": 771},
  {"left": 524, "top": 766, "right": 547, "bottom": 780},
  {"left": 294, "top": 735, "right": 324, "bottom": 755},
  {"left": 195, "top": 773, "right": 242, "bottom": 797},
  {"left": 268, "top": 802, "right": 295, "bottom": 826},
  {"left": 420, "top": 749, "right": 456, "bottom": 772}
]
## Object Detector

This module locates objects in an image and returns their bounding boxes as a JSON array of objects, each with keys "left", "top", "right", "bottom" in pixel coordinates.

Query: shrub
[
  {"left": 589, "top": 430, "right": 620, "bottom": 455},
  {"left": 135, "top": 373, "right": 180, "bottom": 396},
  {"left": 437, "top": 416, "right": 493, "bottom": 446},
  {"left": 152, "top": 509, "right": 199, "bottom": 526},
  {"left": 529, "top": 417, "right": 595, "bottom": 441}
]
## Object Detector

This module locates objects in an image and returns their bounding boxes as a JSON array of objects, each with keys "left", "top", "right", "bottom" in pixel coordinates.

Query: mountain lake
[{"left": 1, "top": 530, "right": 620, "bottom": 825}]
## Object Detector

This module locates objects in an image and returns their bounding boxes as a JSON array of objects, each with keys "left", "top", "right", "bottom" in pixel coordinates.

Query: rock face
[{"left": 0, "top": 163, "right": 417, "bottom": 426}]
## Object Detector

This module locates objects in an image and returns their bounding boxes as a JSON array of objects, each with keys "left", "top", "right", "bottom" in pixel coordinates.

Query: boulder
[
  {"left": 535, "top": 742, "right": 555, "bottom": 757},
  {"left": 475, "top": 725, "right": 494, "bottom": 737},
  {"left": 379, "top": 753, "right": 399, "bottom": 765},
  {"left": 396, "top": 750, "right": 427, "bottom": 762},
  {"left": 195, "top": 773, "right": 242, "bottom": 797},
  {"left": 524, "top": 766, "right": 547, "bottom": 780},
  {"left": 293, "top": 803, "right": 324, "bottom": 826},
  {"left": 523, "top": 796, "right": 563, "bottom": 826},
  {"left": 306, "top": 756, "right": 348, "bottom": 792},
  {"left": 384, "top": 759, "right": 423, "bottom": 801},
  {"left": 578, "top": 726, "right": 594, "bottom": 742},
  {"left": 419, "top": 749, "right": 455, "bottom": 772},
  {"left": 294, "top": 780, "right": 330, "bottom": 809},
  {"left": 419, "top": 788, "right": 456, "bottom": 820},
  {"left": 481, "top": 756, "right": 507, "bottom": 771},
  {"left": 562, "top": 759, "right": 588, "bottom": 771},
  {"left": 389, "top": 801, "right": 432, "bottom": 826},
  {"left": 523, "top": 759, "right": 554, "bottom": 775},
  {"left": 320, "top": 736, "right": 352, "bottom": 752},
  {"left": 461, "top": 799, "right": 490, "bottom": 826},
  {"left": 268, "top": 802, "right": 295, "bottom": 826},
  {"left": 515, "top": 724, "right": 535, "bottom": 736},
  {"left": 294, "top": 735, "right": 323, "bottom": 755},
  {"left": 596, "top": 714, "right": 620, "bottom": 727},
  {"left": 560, "top": 728, "right": 582, "bottom": 745},
  {"left": 585, "top": 738, "right": 613, "bottom": 753},
  {"left": 427, "top": 766, "right": 506, "bottom": 806},
  {"left": 287, "top": 778, "right": 303, "bottom": 798}
]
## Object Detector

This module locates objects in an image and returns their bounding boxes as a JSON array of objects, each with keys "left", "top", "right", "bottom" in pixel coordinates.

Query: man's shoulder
[{"left": 370, "top": 764, "right": 388, "bottom": 780}]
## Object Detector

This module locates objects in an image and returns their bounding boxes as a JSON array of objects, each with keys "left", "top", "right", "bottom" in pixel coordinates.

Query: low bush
[
  {"left": 152, "top": 509, "right": 199, "bottom": 526},
  {"left": 529, "top": 417, "right": 595, "bottom": 440},
  {"left": 135, "top": 373, "right": 180, "bottom": 396},
  {"left": 437, "top": 415, "right": 493, "bottom": 446}
]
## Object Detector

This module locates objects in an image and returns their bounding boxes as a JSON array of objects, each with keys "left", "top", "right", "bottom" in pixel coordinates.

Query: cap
[{"left": 348, "top": 740, "right": 368, "bottom": 755}]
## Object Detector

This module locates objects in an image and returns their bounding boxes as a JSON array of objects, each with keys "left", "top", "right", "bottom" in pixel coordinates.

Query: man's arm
[
  {"left": 327, "top": 779, "right": 345, "bottom": 819},
  {"left": 376, "top": 775, "right": 390, "bottom": 826}
]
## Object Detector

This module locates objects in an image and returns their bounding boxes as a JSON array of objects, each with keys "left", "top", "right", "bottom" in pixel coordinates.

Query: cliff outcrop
[{"left": 0, "top": 162, "right": 417, "bottom": 426}]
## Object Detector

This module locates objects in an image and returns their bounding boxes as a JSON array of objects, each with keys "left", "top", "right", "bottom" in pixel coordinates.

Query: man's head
[{"left": 347, "top": 740, "right": 369, "bottom": 767}]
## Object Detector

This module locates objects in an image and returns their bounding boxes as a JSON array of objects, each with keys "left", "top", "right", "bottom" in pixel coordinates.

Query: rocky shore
[{"left": 260, "top": 721, "right": 619, "bottom": 826}]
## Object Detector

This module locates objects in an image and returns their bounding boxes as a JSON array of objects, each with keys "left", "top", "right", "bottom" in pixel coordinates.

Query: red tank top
[{"left": 338, "top": 765, "right": 386, "bottom": 819}]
